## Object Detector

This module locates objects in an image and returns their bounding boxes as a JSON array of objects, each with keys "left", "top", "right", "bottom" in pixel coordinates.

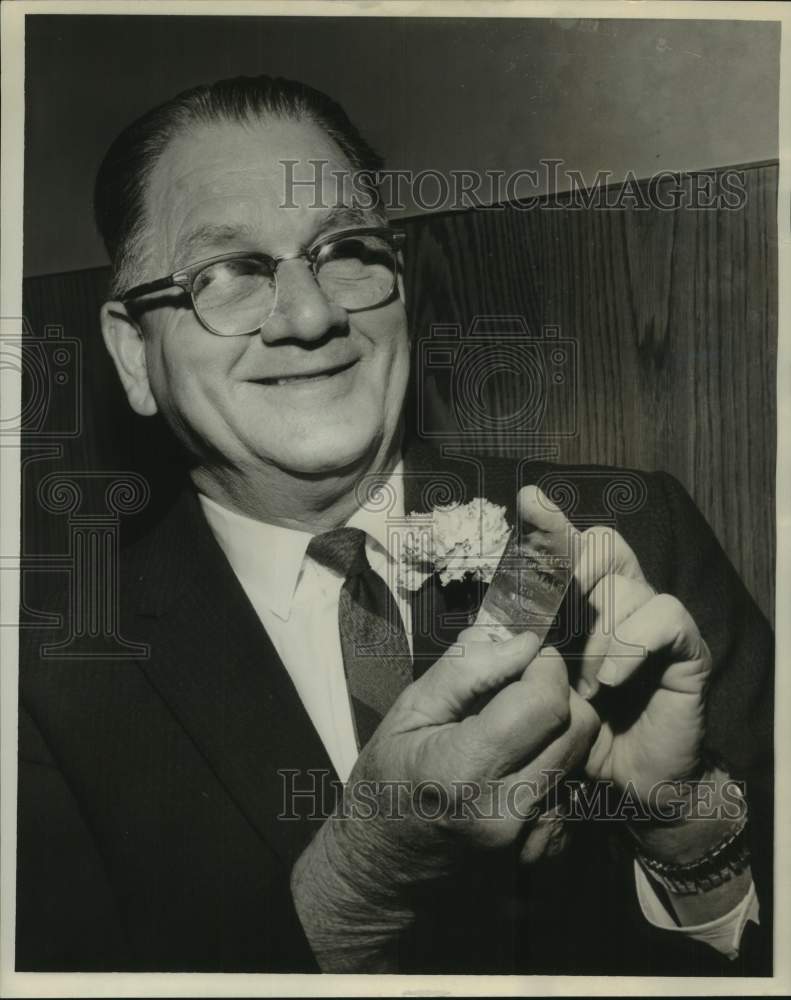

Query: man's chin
[{"left": 266, "top": 435, "right": 382, "bottom": 480}]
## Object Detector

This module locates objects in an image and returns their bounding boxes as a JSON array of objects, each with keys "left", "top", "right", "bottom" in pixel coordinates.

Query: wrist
[
  {"left": 291, "top": 817, "right": 414, "bottom": 972},
  {"left": 627, "top": 767, "right": 751, "bottom": 905},
  {"left": 628, "top": 767, "right": 747, "bottom": 863},
  {"left": 637, "top": 855, "right": 754, "bottom": 928}
]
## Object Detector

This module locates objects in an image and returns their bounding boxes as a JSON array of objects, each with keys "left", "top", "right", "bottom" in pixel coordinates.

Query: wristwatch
[{"left": 635, "top": 809, "right": 751, "bottom": 896}]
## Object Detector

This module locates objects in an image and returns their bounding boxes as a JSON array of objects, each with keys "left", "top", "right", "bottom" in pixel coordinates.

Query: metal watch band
[{"left": 635, "top": 815, "right": 751, "bottom": 896}]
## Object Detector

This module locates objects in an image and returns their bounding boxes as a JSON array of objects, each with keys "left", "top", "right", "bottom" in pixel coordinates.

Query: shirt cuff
[{"left": 634, "top": 860, "right": 759, "bottom": 960}]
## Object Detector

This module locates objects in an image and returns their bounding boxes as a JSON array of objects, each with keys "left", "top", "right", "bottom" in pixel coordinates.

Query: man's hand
[
  {"left": 518, "top": 489, "right": 753, "bottom": 928},
  {"left": 291, "top": 626, "right": 599, "bottom": 971},
  {"left": 517, "top": 487, "right": 711, "bottom": 799}
]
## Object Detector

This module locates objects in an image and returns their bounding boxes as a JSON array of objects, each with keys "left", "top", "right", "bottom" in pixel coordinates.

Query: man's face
[{"left": 121, "top": 116, "right": 410, "bottom": 479}]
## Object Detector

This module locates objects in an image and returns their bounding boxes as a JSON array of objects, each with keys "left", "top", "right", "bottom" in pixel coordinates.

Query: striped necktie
[{"left": 307, "top": 527, "right": 412, "bottom": 749}]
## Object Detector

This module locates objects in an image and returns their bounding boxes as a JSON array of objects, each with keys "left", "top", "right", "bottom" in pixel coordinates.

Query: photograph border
[{"left": 1, "top": 2, "right": 788, "bottom": 996}]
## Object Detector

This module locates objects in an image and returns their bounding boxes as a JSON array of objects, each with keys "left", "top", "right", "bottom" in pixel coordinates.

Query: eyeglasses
[{"left": 119, "top": 226, "right": 406, "bottom": 337}]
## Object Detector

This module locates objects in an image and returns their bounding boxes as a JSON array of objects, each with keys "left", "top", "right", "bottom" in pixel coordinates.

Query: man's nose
[{"left": 258, "top": 259, "right": 347, "bottom": 343}]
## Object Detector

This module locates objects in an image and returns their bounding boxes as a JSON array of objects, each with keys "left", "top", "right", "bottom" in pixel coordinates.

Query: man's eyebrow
[
  {"left": 173, "top": 223, "right": 259, "bottom": 269},
  {"left": 317, "top": 205, "right": 380, "bottom": 234},
  {"left": 173, "top": 207, "right": 383, "bottom": 269}
]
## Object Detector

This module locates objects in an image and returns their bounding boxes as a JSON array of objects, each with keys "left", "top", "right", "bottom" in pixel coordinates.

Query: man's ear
[
  {"left": 100, "top": 302, "right": 158, "bottom": 416},
  {"left": 396, "top": 270, "right": 412, "bottom": 348}
]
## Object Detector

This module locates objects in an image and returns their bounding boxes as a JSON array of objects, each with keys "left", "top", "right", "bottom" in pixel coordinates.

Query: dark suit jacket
[{"left": 16, "top": 443, "right": 774, "bottom": 974}]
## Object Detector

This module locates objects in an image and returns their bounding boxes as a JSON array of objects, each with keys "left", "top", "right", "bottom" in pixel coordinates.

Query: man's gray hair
[{"left": 94, "top": 75, "right": 385, "bottom": 298}]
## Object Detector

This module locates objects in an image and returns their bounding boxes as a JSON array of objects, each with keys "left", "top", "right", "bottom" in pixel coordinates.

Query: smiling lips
[{"left": 255, "top": 360, "right": 358, "bottom": 386}]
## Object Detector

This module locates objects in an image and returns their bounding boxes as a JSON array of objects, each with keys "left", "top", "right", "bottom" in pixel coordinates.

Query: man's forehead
[
  {"left": 146, "top": 116, "right": 365, "bottom": 265},
  {"left": 171, "top": 205, "right": 374, "bottom": 268}
]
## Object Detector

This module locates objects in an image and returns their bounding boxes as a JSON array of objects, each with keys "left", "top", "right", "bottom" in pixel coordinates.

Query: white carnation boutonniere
[{"left": 396, "top": 498, "right": 511, "bottom": 592}]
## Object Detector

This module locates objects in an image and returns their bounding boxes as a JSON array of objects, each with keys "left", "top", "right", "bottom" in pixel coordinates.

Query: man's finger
[
  {"left": 400, "top": 628, "right": 541, "bottom": 726},
  {"left": 470, "top": 647, "right": 573, "bottom": 774},
  {"left": 502, "top": 688, "right": 600, "bottom": 818},
  {"left": 594, "top": 593, "right": 711, "bottom": 691},
  {"left": 574, "top": 524, "right": 650, "bottom": 595},
  {"left": 518, "top": 485, "right": 576, "bottom": 534},
  {"left": 575, "top": 573, "right": 656, "bottom": 699},
  {"left": 517, "top": 486, "right": 581, "bottom": 560}
]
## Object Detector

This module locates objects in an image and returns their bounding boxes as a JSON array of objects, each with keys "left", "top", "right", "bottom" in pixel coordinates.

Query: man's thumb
[{"left": 402, "top": 629, "right": 542, "bottom": 725}]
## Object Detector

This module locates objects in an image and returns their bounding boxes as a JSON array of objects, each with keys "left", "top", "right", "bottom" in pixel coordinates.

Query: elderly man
[{"left": 17, "top": 75, "right": 772, "bottom": 975}]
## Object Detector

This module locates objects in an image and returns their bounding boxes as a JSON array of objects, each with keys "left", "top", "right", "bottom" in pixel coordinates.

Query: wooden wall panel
[
  {"left": 403, "top": 163, "right": 777, "bottom": 620},
  {"left": 20, "top": 163, "right": 777, "bottom": 621}
]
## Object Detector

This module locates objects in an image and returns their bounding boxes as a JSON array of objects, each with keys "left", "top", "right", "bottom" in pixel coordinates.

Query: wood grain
[
  {"left": 403, "top": 163, "right": 777, "bottom": 620},
  {"left": 21, "top": 163, "right": 777, "bottom": 621}
]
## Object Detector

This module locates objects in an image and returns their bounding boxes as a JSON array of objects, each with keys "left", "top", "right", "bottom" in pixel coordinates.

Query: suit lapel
[
  {"left": 127, "top": 489, "right": 338, "bottom": 866},
  {"left": 402, "top": 444, "right": 490, "bottom": 678},
  {"left": 125, "top": 447, "right": 527, "bottom": 862}
]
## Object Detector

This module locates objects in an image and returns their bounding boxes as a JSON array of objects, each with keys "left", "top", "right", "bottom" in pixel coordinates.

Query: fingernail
[
  {"left": 495, "top": 630, "right": 540, "bottom": 657},
  {"left": 578, "top": 678, "right": 594, "bottom": 700},
  {"left": 596, "top": 660, "right": 618, "bottom": 686}
]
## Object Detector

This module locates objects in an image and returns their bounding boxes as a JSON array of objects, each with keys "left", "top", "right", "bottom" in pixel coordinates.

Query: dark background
[
  {"left": 24, "top": 15, "right": 779, "bottom": 277},
  {"left": 20, "top": 14, "right": 779, "bottom": 623}
]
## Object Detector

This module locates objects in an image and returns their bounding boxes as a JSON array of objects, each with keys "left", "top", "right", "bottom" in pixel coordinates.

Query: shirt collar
[
  {"left": 345, "top": 459, "right": 405, "bottom": 556},
  {"left": 198, "top": 459, "right": 405, "bottom": 622},
  {"left": 199, "top": 492, "right": 312, "bottom": 621}
]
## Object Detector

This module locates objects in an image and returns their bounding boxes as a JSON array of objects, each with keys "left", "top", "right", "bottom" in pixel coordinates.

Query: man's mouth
[{"left": 254, "top": 360, "right": 357, "bottom": 386}]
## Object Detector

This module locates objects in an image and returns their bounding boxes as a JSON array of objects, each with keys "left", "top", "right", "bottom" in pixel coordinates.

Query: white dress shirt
[
  {"left": 198, "top": 466, "right": 756, "bottom": 959},
  {"left": 199, "top": 465, "right": 412, "bottom": 784}
]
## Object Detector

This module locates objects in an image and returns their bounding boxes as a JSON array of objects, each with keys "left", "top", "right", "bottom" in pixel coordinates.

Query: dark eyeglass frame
[{"left": 118, "top": 226, "right": 406, "bottom": 337}]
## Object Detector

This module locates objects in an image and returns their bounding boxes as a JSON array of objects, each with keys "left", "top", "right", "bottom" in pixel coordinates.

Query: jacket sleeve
[
  {"left": 651, "top": 472, "right": 774, "bottom": 779},
  {"left": 16, "top": 694, "right": 321, "bottom": 973},
  {"left": 620, "top": 470, "right": 774, "bottom": 974}
]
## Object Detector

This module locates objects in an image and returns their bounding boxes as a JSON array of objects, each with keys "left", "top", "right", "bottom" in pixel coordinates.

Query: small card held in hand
[{"left": 474, "top": 525, "right": 577, "bottom": 645}]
